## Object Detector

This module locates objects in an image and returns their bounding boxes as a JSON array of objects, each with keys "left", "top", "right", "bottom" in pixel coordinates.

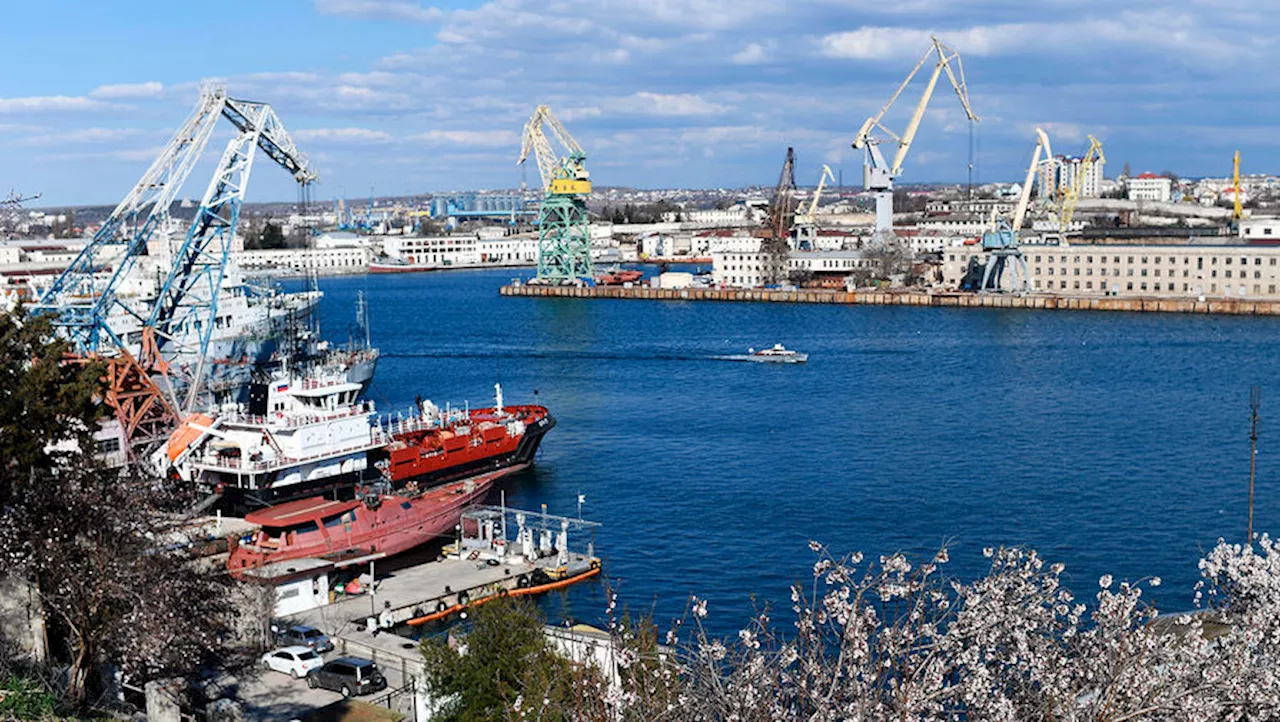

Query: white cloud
[
  {"left": 732, "top": 42, "right": 770, "bottom": 65},
  {"left": 820, "top": 13, "right": 1243, "bottom": 62},
  {"left": 89, "top": 81, "right": 164, "bottom": 100},
  {"left": 22, "top": 127, "right": 140, "bottom": 146},
  {"left": 313, "top": 0, "right": 443, "bottom": 22},
  {"left": 612, "top": 92, "right": 729, "bottom": 116},
  {"left": 294, "top": 128, "right": 396, "bottom": 143},
  {"left": 412, "top": 130, "right": 519, "bottom": 147},
  {"left": 0, "top": 96, "right": 111, "bottom": 113}
]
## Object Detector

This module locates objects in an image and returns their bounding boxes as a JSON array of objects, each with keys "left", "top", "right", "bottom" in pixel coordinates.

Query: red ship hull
[
  {"left": 228, "top": 467, "right": 519, "bottom": 575},
  {"left": 378, "top": 405, "right": 554, "bottom": 485}
]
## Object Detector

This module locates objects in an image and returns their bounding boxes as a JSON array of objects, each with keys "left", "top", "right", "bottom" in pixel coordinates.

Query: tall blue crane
[{"left": 33, "top": 85, "right": 317, "bottom": 444}]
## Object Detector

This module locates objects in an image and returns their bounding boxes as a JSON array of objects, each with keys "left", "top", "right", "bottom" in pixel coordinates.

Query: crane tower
[
  {"left": 33, "top": 85, "right": 316, "bottom": 449},
  {"left": 978, "top": 127, "right": 1052, "bottom": 294},
  {"left": 852, "top": 36, "right": 978, "bottom": 241},
  {"left": 518, "top": 105, "right": 592, "bottom": 284}
]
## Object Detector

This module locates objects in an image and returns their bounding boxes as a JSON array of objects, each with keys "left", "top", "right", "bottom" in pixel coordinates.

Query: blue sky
[{"left": 0, "top": 0, "right": 1271, "bottom": 205}]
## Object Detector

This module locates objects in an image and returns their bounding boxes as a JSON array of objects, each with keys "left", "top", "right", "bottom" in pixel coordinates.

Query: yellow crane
[
  {"left": 852, "top": 36, "right": 978, "bottom": 239},
  {"left": 1233, "top": 150, "right": 1243, "bottom": 221},
  {"left": 1058, "top": 135, "right": 1104, "bottom": 231}
]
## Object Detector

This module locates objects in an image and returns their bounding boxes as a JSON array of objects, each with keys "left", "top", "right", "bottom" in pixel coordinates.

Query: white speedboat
[{"left": 746, "top": 344, "right": 807, "bottom": 363}]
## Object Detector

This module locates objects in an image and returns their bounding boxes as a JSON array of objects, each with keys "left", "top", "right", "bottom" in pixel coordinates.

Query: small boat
[
  {"left": 368, "top": 257, "right": 439, "bottom": 274},
  {"left": 596, "top": 268, "right": 644, "bottom": 286},
  {"left": 746, "top": 344, "right": 807, "bottom": 363}
]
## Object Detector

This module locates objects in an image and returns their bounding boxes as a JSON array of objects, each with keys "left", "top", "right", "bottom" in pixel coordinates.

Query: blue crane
[{"left": 33, "top": 85, "right": 317, "bottom": 444}]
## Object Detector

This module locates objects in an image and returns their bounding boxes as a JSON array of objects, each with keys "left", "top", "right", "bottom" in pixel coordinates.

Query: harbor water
[{"left": 299, "top": 267, "right": 1280, "bottom": 637}]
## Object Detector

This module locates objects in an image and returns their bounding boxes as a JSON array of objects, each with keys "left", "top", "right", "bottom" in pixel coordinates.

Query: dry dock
[{"left": 500, "top": 285, "right": 1280, "bottom": 316}]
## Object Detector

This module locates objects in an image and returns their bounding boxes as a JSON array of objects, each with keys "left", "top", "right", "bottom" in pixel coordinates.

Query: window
[
  {"left": 1212, "top": 270, "right": 1218, "bottom": 278},
  {"left": 1087, "top": 256, "right": 1094, "bottom": 263},
  {"left": 1198, "top": 258, "right": 1204, "bottom": 270},
  {"left": 1141, "top": 282, "right": 1148, "bottom": 291},
  {"left": 100, "top": 437, "right": 121, "bottom": 454},
  {"left": 1086, "top": 281, "right": 1093, "bottom": 289},
  {"left": 1142, "top": 256, "right": 1149, "bottom": 263},
  {"left": 1257, "top": 258, "right": 1263, "bottom": 265},
  {"left": 1226, "top": 270, "right": 1233, "bottom": 278},
  {"left": 1142, "top": 269, "right": 1148, "bottom": 277},
  {"left": 1074, "top": 268, "right": 1080, "bottom": 275},
  {"left": 1155, "top": 269, "right": 1161, "bottom": 277},
  {"left": 1227, "top": 258, "right": 1233, "bottom": 265},
  {"left": 1271, "top": 285, "right": 1276, "bottom": 294},
  {"left": 1127, "top": 268, "right": 1134, "bottom": 276},
  {"left": 1256, "top": 271, "right": 1262, "bottom": 279},
  {"left": 1127, "top": 282, "right": 1133, "bottom": 290},
  {"left": 1074, "top": 281, "right": 1080, "bottom": 289}
]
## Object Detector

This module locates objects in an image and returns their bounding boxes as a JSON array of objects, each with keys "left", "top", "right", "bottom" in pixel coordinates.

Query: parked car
[
  {"left": 306, "top": 657, "right": 387, "bottom": 698},
  {"left": 260, "top": 645, "right": 325, "bottom": 679},
  {"left": 275, "top": 624, "right": 334, "bottom": 653}
]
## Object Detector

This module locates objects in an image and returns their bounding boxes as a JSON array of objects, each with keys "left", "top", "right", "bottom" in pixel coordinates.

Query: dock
[
  {"left": 277, "top": 503, "right": 601, "bottom": 680},
  {"left": 500, "top": 284, "right": 1280, "bottom": 316}
]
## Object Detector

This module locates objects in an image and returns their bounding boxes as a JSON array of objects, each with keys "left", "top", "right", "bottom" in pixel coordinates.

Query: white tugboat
[{"left": 160, "top": 367, "right": 386, "bottom": 510}]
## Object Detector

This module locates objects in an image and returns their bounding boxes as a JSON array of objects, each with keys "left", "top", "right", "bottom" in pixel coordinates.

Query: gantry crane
[
  {"left": 852, "top": 36, "right": 978, "bottom": 240},
  {"left": 34, "top": 85, "right": 316, "bottom": 448},
  {"left": 518, "top": 105, "right": 592, "bottom": 284},
  {"left": 1058, "top": 135, "right": 1104, "bottom": 231},
  {"left": 762, "top": 148, "right": 797, "bottom": 284},
  {"left": 794, "top": 164, "right": 836, "bottom": 248},
  {"left": 979, "top": 127, "right": 1052, "bottom": 294}
]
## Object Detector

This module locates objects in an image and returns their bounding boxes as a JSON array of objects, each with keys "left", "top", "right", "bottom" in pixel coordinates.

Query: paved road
[{"left": 233, "top": 651, "right": 414, "bottom": 722}]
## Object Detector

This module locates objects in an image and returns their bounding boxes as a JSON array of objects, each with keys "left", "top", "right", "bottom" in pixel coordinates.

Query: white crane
[
  {"left": 795, "top": 164, "right": 836, "bottom": 247},
  {"left": 978, "top": 127, "right": 1051, "bottom": 293},
  {"left": 852, "top": 36, "right": 978, "bottom": 240}
]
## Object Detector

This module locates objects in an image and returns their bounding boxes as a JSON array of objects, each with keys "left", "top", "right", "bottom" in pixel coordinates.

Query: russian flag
[{"left": 276, "top": 383, "right": 289, "bottom": 392}]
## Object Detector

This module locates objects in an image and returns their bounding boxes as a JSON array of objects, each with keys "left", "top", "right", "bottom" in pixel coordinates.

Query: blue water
[{"left": 296, "top": 268, "right": 1280, "bottom": 636}]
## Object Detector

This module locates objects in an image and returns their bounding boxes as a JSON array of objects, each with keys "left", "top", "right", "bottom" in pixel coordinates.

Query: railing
[
  {"left": 220, "top": 402, "right": 375, "bottom": 429},
  {"left": 193, "top": 434, "right": 390, "bottom": 472}
]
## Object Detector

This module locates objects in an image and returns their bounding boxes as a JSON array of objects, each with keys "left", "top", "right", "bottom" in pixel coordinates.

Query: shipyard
[{"left": 7, "top": 3, "right": 1280, "bottom": 722}]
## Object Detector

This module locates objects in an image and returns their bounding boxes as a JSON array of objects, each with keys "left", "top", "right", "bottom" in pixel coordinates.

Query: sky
[{"left": 0, "top": 0, "right": 1274, "bottom": 206}]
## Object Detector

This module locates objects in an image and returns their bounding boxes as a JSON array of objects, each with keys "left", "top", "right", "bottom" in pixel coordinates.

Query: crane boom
[
  {"left": 1233, "top": 150, "right": 1243, "bottom": 221},
  {"left": 1013, "top": 128, "right": 1053, "bottom": 232},
  {"left": 147, "top": 99, "right": 316, "bottom": 407},
  {"left": 797, "top": 165, "right": 836, "bottom": 226},
  {"left": 1059, "top": 135, "right": 1104, "bottom": 230},
  {"left": 850, "top": 36, "right": 978, "bottom": 238},
  {"left": 34, "top": 86, "right": 226, "bottom": 353},
  {"left": 517, "top": 105, "right": 592, "bottom": 284}
]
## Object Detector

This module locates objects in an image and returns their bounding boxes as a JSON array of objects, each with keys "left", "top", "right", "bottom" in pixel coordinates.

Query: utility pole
[{"left": 1249, "top": 386, "right": 1261, "bottom": 544}]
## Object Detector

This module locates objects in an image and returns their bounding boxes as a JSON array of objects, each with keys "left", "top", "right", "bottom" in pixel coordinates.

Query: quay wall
[{"left": 499, "top": 284, "right": 1280, "bottom": 316}]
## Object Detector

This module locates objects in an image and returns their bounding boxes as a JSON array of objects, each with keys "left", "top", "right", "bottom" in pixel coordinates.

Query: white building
[
  {"left": 711, "top": 237, "right": 764, "bottom": 287},
  {"left": 1127, "top": 174, "right": 1174, "bottom": 202},
  {"left": 942, "top": 243, "right": 1280, "bottom": 298},
  {"left": 1038, "top": 155, "right": 1105, "bottom": 199},
  {"left": 1240, "top": 216, "right": 1280, "bottom": 241},
  {"left": 234, "top": 247, "right": 371, "bottom": 274}
]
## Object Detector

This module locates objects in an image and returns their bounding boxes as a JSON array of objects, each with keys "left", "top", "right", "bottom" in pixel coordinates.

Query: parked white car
[{"left": 261, "top": 645, "right": 325, "bottom": 679}]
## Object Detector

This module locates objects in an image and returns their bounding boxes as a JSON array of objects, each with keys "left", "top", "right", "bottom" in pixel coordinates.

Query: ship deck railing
[
  {"left": 219, "top": 402, "right": 376, "bottom": 429},
  {"left": 190, "top": 434, "right": 390, "bottom": 474}
]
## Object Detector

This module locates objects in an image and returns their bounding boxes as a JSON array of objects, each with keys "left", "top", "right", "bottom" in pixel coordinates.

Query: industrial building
[{"left": 943, "top": 243, "right": 1280, "bottom": 298}]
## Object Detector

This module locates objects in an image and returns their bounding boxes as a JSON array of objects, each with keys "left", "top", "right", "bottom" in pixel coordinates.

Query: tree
[
  {"left": 1, "top": 464, "right": 236, "bottom": 706},
  {"left": 421, "top": 597, "right": 587, "bottom": 722},
  {"left": 1122, "top": 160, "right": 1133, "bottom": 178},
  {"left": 0, "top": 307, "right": 104, "bottom": 499},
  {"left": 0, "top": 306, "right": 237, "bottom": 711},
  {"left": 257, "top": 222, "right": 286, "bottom": 250}
]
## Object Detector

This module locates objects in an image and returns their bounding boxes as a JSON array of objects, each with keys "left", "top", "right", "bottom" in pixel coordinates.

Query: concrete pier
[{"left": 500, "top": 284, "right": 1280, "bottom": 316}]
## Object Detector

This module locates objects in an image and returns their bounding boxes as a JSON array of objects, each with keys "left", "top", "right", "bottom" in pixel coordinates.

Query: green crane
[{"left": 518, "top": 105, "right": 592, "bottom": 284}]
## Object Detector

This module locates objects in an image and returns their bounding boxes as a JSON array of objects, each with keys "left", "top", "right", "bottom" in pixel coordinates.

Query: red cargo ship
[
  {"left": 377, "top": 393, "right": 554, "bottom": 485},
  {"left": 228, "top": 466, "right": 519, "bottom": 574}
]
